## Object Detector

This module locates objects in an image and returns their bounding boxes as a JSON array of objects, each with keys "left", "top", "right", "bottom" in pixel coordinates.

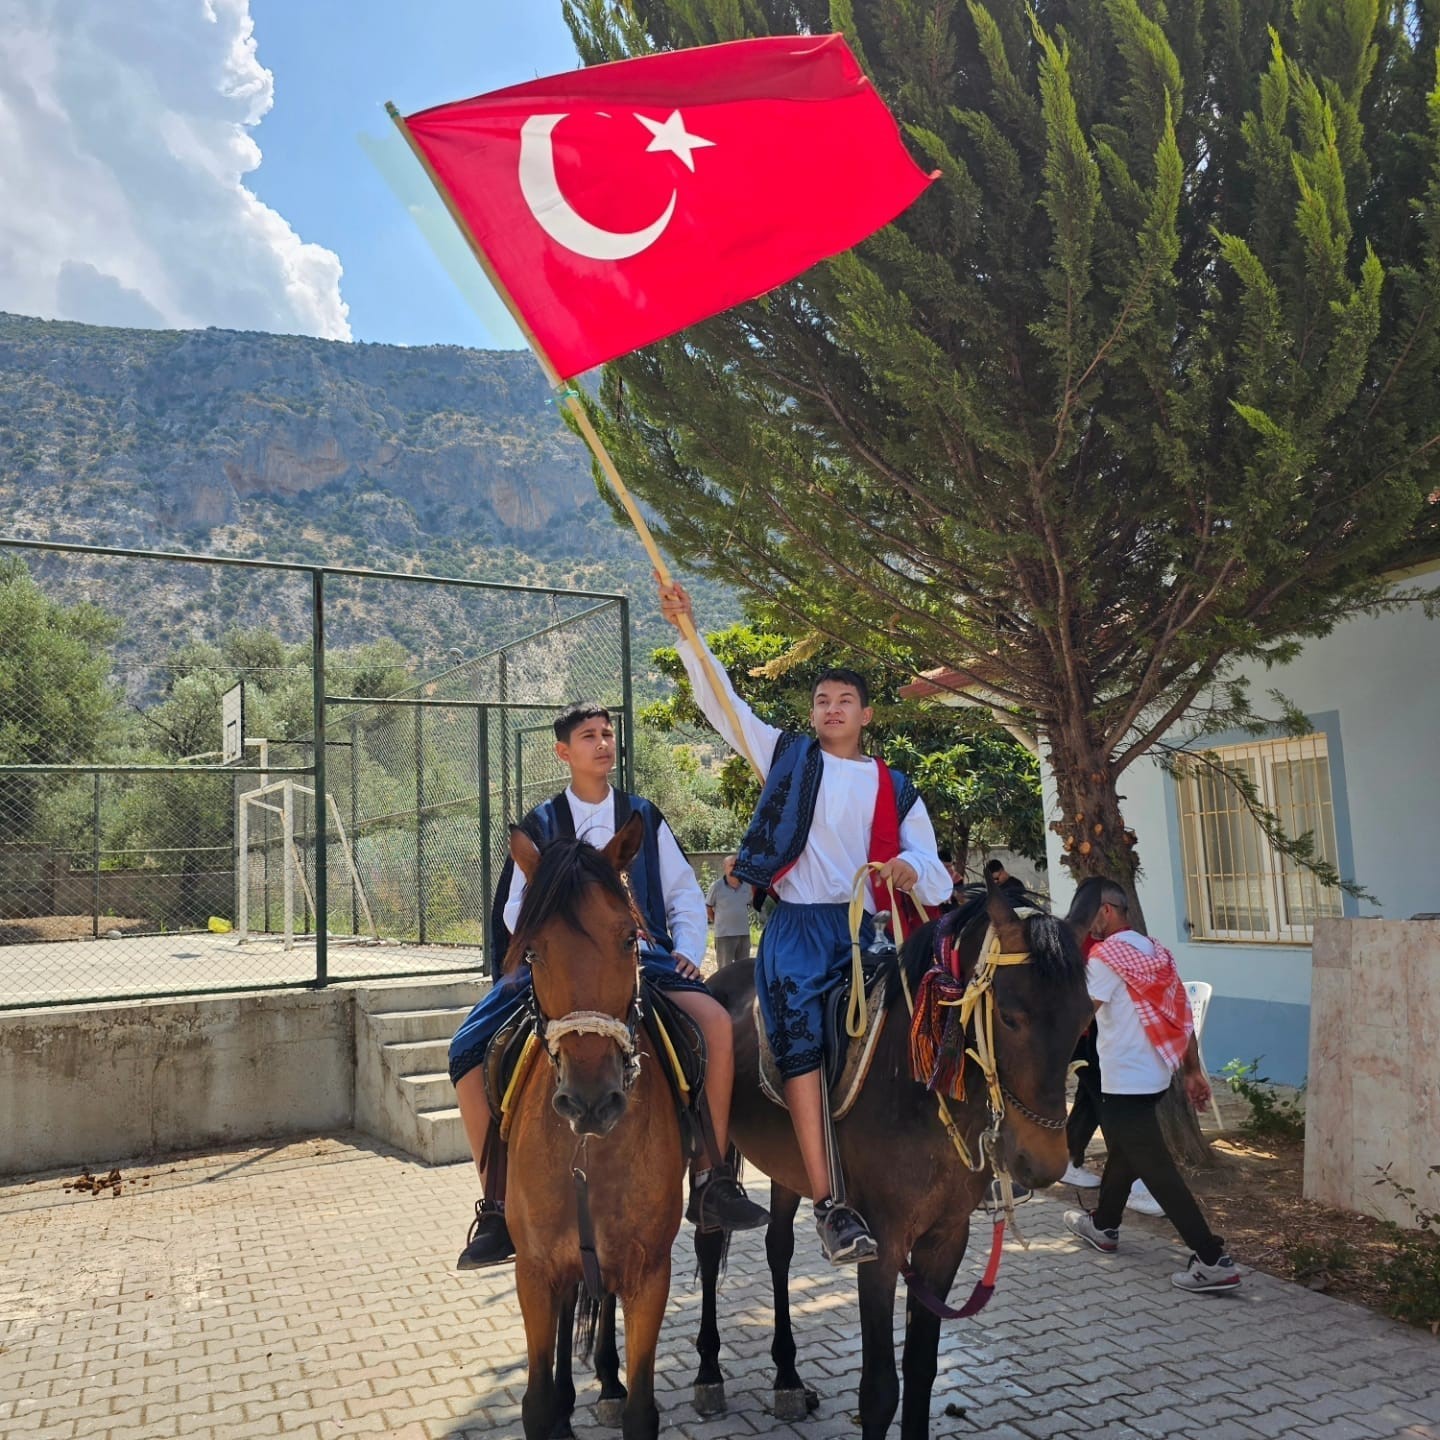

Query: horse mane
[
  {"left": 502, "top": 837, "right": 634, "bottom": 977},
  {"left": 894, "top": 888, "right": 1084, "bottom": 998}
]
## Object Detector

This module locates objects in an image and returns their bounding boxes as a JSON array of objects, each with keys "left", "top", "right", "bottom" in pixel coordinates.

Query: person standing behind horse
[
  {"left": 658, "top": 579, "right": 953, "bottom": 1265},
  {"left": 1063, "top": 881, "right": 1242, "bottom": 1292},
  {"left": 707, "top": 855, "right": 753, "bottom": 969},
  {"left": 448, "top": 702, "right": 769, "bottom": 1270}
]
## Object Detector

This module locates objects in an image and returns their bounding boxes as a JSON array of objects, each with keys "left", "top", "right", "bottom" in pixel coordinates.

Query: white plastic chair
[{"left": 1183, "top": 980, "right": 1225, "bottom": 1131}]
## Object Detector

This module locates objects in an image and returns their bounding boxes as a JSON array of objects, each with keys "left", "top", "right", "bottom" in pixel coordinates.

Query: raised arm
[{"left": 657, "top": 577, "right": 781, "bottom": 779}]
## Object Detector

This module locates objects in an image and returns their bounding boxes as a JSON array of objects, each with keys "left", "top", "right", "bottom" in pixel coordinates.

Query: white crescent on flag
[{"left": 517, "top": 111, "right": 714, "bottom": 261}]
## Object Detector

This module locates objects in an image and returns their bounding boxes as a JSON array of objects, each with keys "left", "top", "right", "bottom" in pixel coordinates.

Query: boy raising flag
[{"left": 658, "top": 579, "right": 952, "bottom": 1263}]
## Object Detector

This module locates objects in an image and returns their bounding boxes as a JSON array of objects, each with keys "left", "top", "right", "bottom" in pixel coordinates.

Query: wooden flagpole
[{"left": 386, "top": 102, "right": 760, "bottom": 776}]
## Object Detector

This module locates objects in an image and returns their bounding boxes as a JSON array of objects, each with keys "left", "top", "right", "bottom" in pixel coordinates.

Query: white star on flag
[{"left": 636, "top": 110, "right": 715, "bottom": 172}]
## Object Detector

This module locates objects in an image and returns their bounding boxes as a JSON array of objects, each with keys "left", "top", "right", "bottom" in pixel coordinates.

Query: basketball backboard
[{"left": 222, "top": 682, "right": 245, "bottom": 764}]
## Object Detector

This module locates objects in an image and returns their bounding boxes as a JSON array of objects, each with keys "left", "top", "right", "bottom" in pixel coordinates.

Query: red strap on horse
[{"left": 900, "top": 1217, "right": 1006, "bottom": 1321}]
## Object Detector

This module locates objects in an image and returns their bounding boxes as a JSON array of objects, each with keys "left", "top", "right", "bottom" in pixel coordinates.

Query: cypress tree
[{"left": 562, "top": 0, "right": 1440, "bottom": 918}]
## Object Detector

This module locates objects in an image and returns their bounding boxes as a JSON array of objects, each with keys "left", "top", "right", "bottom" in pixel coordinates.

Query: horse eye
[
  {"left": 624, "top": 932, "right": 639, "bottom": 951},
  {"left": 998, "top": 1010, "right": 1022, "bottom": 1032},
  {"left": 523, "top": 948, "right": 537, "bottom": 967}
]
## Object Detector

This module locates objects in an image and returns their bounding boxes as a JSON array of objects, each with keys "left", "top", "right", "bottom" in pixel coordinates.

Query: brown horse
[
  {"left": 693, "top": 884, "right": 1092, "bottom": 1440},
  {"left": 504, "top": 819, "right": 685, "bottom": 1440}
]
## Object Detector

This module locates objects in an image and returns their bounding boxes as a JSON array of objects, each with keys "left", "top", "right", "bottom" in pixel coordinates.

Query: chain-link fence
[{"left": 0, "top": 539, "right": 631, "bottom": 1008}]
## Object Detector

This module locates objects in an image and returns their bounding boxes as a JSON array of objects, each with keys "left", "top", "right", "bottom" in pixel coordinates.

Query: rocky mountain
[{"left": 0, "top": 312, "right": 736, "bottom": 688}]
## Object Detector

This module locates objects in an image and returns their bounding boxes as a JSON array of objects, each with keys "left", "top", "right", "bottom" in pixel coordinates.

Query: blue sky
[{"left": 248, "top": 2, "right": 578, "bottom": 349}]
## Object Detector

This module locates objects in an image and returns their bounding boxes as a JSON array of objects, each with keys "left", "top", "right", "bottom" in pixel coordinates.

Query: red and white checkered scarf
[{"left": 1091, "top": 934, "right": 1193, "bottom": 1071}]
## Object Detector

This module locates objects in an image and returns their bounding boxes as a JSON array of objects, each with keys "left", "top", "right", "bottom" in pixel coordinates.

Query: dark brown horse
[
  {"left": 693, "top": 884, "right": 1091, "bottom": 1440},
  {"left": 504, "top": 819, "right": 685, "bottom": 1440}
]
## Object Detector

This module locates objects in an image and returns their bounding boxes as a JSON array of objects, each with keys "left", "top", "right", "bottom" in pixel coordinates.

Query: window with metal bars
[{"left": 1175, "top": 733, "right": 1343, "bottom": 944}]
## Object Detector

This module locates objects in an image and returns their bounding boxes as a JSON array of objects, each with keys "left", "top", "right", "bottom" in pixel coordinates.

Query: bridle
[
  {"left": 520, "top": 937, "right": 644, "bottom": 1095},
  {"left": 849, "top": 866, "right": 1062, "bottom": 1220}
]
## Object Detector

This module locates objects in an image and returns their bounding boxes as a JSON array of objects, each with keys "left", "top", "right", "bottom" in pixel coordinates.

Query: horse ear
[
  {"left": 601, "top": 812, "right": 646, "bottom": 876},
  {"left": 510, "top": 826, "right": 542, "bottom": 881},
  {"left": 986, "top": 877, "right": 1026, "bottom": 952}
]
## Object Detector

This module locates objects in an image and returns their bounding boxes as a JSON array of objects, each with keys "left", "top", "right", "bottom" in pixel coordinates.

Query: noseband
[{"left": 523, "top": 945, "right": 644, "bottom": 1094}]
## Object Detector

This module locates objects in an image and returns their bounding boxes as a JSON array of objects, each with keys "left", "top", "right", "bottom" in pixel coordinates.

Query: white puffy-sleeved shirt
[
  {"left": 502, "top": 786, "right": 708, "bottom": 963},
  {"left": 676, "top": 635, "right": 953, "bottom": 912}
]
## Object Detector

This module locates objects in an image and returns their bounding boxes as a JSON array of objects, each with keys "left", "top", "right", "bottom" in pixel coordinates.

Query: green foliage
[
  {"left": 0, "top": 556, "right": 121, "bottom": 767},
  {"left": 1373, "top": 1163, "right": 1440, "bottom": 1333},
  {"left": 643, "top": 620, "right": 1044, "bottom": 863},
  {"left": 0, "top": 557, "right": 122, "bottom": 842},
  {"left": 632, "top": 728, "right": 747, "bottom": 853},
  {"left": 564, "top": 0, "right": 1440, "bottom": 891},
  {"left": 1222, "top": 1056, "right": 1307, "bottom": 1140},
  {"left": 1288, "top": 1237, "right": 1356, "bottom": 1289}
]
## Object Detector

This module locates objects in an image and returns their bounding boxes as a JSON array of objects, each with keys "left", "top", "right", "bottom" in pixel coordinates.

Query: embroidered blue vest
[
  {"left": 733, "top": 733, "right": 920, "bottom": 891},
  {"left": 488, "top": 790, "right": 674, "bottom": 974}
]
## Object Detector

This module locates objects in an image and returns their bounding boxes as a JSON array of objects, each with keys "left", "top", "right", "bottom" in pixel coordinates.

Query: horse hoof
[
  {"left": 773, "top": 1387, "right": 811, "bottom": 1422},
  {"left": 595, "top": 1397, "right": 625, "bottom": 1428},
  {"left": 693, "top": 1382, "right": 727, "bottom": 1416},
  {"left": 807, "top": 1387, "right": 820, "bottom": 1413}
]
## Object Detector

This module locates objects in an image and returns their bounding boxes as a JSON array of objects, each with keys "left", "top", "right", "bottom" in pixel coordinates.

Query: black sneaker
[
  {"left": 814, "top": 1199, "right": 878, "bottom": 1264},
  {"left": 686, "top": 1163, "right": 770, "bottom": 1232},
  {"left": 456, "top": 1199, "right": 514, "bottom": 1271},
  {"left": 987, "top": 1179, "right": 1032, "bottom": 1208}
]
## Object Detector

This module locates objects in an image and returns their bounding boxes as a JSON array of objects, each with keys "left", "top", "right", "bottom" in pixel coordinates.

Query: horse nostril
[
  {"left": 552, "top": 1090, "right": 583, "bottom": 1122},
  {"left": 593, "top": 1089, "right": 627, "bottom": 1132}
]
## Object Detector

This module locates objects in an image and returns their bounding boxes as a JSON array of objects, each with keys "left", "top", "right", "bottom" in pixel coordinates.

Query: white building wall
[{"left": 1042, "top": 569, "right": 1440, "bottom": 1084}]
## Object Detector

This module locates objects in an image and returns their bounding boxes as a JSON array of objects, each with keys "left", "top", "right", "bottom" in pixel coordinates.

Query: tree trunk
[
  {"left": 1046, "top": 728, "right": 1214, "bottom": 1167},
  {"left": 954, "top": 822, "right": 971, "bottom": 879}
]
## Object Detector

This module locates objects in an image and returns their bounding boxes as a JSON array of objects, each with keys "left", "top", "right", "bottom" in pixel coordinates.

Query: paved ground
[
  {"left": 0, "top": 933, "right": 478, "bottom": 1007},
  {"left": 1, "top": 1135, "right": 1436, "bottom": 1440}
]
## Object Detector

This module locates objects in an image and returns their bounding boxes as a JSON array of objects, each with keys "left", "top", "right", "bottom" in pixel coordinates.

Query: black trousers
[
  {"left": 1093, "top": 1089, "right": 1225, "bottom": 1266},
  {"left": 1066, "top": 1024, "right": 1102, "bottom": 1164}
]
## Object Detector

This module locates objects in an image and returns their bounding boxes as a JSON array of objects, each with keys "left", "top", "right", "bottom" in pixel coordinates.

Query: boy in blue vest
[
  {"left": 449, "top": 702, "right": 769, "bottom": 1269},
  {"left": 659, "top": 580, "right": 953, "bottom": 1263}
]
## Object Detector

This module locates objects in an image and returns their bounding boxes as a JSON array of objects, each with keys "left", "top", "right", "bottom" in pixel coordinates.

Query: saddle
[
  {"left": 482, "top": 979, "right": 710, "bottom": 1156},
  {"left": 755, "top": 946, "right": 895, "bottom": 1122}
]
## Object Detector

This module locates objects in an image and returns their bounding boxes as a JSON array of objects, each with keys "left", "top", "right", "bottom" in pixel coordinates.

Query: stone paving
[{"left": 1, "top": 1134, "right": 1437, "bottom": 1440}]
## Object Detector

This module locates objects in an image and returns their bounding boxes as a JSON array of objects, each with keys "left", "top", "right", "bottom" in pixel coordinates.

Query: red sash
[{"left": 868, "top": 757, "right": 940, "bottom": 935}]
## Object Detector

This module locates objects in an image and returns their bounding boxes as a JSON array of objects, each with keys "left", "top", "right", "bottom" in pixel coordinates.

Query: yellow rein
[{"left": 847, "top": 864, "right": 1032, "bottom": 1232}]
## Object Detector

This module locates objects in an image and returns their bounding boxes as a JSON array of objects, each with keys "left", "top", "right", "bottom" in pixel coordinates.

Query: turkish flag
[{"left": 402, "top": 35, "right": 934, "bottom": 379}]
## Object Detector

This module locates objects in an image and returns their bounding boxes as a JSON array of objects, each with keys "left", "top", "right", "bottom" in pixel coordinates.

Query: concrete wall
[
  {"left": 0, "top": 989, "right": 354, "bottom": 1176},
  {"left": 1304, "top": 919, "right": 1440, "bottom": 1227},
  {"left": 1042, "top": 569, "right": 1440, "bottom": 1084}
]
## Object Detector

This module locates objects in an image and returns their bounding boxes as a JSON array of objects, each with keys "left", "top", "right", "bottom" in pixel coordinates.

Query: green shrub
[
  {"left": 1222, "top": 1057, "right": 1306, "bottom": 1141},
  {"left": 1374, "top": 1164, "right": 1440, "bottom": 1334}
]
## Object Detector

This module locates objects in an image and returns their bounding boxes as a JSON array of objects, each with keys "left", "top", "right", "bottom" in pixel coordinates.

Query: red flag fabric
[{"left": 403, "top": 34, "right": 934, "bottom": 379}]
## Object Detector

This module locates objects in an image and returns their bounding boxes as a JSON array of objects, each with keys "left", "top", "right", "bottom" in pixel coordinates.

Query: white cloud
[{"left": 0, "top": 0, "right": 350, "bottom": 339}]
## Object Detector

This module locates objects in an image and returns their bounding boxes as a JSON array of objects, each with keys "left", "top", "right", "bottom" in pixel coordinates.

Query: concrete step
[
  {"left": 368, "top": 1006, "right": 472, "bottom": 1046},
  {"left": 399, "top": 1071, "right": 453, "bottom": 1112},
  {"left": 382, "top": 1038, "right": 453, "bottom": 1078},
  {"left": 358, "top": 977, "right": 483, "bottom": 1014},
  {"left": 416, "top": 1106, "right": 470, "bottom": 1166}
]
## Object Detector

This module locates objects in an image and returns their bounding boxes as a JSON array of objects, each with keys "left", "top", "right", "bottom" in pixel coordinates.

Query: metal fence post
[
  {"left": 311, "top": 568, "right": 328, "bottom": 986},
  {"left": 619, "top": 596, "right": 635, "bottom": 794},
  {"left": 478, "top": 705, "right": 493, "bottom": 977},
  {"left": 415, "top": 703, "right": 427, "bottom": 945},
  {"left": 349, "top": 716, "right": 360, "bottom": 937},
  {"left": 498, "top": 649, "right": 513, "bottom": 828},
  {"left": 91, "top": 773, "right": 101, "bottom": 939}
]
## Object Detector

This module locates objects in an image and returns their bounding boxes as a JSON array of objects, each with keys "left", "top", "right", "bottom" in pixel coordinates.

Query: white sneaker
[
  {"left": 1171, "top": 1252, "right": 1241, "bottom": 1293},
  {"left": 1061, "top": 1162, "right": 1102, "bottom": 1189},
  {"left": 1126, "top": 1181, "right": 1165, "bottom": 1216}
]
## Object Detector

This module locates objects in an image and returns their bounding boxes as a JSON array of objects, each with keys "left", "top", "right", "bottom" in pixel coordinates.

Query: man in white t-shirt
[{"left": 1064, "top": 882, "right": 1241, "bottom": 1294}]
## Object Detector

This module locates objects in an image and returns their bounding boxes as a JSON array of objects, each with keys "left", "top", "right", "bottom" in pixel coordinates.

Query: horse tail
[{"left": 573, "top": 1287, "right": 603, "bottom": 1365}]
